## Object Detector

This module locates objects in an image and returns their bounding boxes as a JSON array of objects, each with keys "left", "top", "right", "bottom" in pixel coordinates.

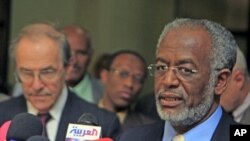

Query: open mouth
[
  {"left": 158, "top": 94, "right": 183, "bottom": 107},
  {"left": 161, "top": 97, "right": 182, "bottom": 101}
]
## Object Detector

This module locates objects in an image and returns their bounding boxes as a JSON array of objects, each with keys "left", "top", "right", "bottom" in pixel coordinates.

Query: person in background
[
  {"left": 93, "top": 53, "right": 111, "bottom": 81},
  {"left": 220, "top": 47, "right": 250, "bottom": 124},
  {"left": 98, "top": 50, "right": 155, "bottom": 132},
  {"left": 61, "top": 25, "right": 103, "bottom": 104},
  {"left": 0, "top": 23, "right": 120, "bottom": 141},
  {"left": 118, "top": 18, "right": 238, "bottom": 141}
]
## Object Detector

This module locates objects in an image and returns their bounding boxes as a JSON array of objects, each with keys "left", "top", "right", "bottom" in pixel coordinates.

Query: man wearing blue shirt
[{"left": 118, "top": 18, "right": 238, "bottom": 141}]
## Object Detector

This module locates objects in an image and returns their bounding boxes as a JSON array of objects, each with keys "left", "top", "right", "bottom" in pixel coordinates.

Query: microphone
[
  {"left": 78, "top": 113, "right": 99, "bottom": 126},
  {"left": 65, "top": 113, "right": 102, "bottom": 141},
  {"left": 0, "top": 120, "right": 11, "bottom": 140},
  {"left": 26, "top": 135, "right": 50, "bottom": 141},
  {"left": 93, "top": 138, "right": 113, "bottom": 141},
  {"left": 6, "top": 112, "right": 43, "bottom": 141}
]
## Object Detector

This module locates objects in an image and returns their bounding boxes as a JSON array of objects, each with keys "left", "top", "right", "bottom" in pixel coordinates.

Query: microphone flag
[{"left": 65, "top": 123, "right": 101, "bottom": 141}]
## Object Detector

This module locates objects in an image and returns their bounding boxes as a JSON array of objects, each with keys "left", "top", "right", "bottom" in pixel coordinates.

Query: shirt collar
[{"left": 162, "top": 106, "right": 222, "bottom": 141}]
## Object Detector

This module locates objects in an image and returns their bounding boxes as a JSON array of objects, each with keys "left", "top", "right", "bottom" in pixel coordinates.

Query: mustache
[
  {"left": 156, "top": 89, "right": 183, "bottom": 98},
  {"left": 27, "top": 92, "right": 51, "bottom": 96}
]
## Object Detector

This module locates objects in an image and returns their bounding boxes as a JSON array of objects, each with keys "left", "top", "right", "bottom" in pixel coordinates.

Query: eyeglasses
[
  {"left": 147, "top": 64, "right": 198, "bottom": 81},
  {"left": 16, "top": 68, "right": 63, "bottom": 85},
  {"left": 109, "top": 68, "right": 144, "bottom": 84}
]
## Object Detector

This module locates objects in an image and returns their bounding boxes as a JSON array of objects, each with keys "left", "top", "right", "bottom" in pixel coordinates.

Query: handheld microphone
[
  {"left": 6, "top": 112, "right": 43, "bottom": 141},
  {"left": 93, "top": 138, "right": 113, "bottom": 141},
  {"left": 78, "top": 113, "right": 99, "bottom": 126},
  {"left": 65, "top": 113, "right": 102, "bottom": 141},
  {"left": 0, "top": 120, "right": 11, "bottom": 140},
  {"left": 26, "top": 135, "right": 50, "bottom": 141}
]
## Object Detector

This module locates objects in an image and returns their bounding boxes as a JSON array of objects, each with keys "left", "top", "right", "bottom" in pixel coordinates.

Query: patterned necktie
[
  {"left": 172, "top": 134, "right": 185, "bottom": 141},
  {"left": 37, "top": 113, "right": 51, "bottom": 137}
]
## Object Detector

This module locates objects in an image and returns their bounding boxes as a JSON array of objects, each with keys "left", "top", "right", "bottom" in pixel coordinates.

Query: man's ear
[{"left": 215, "top": 68, "right": 231, "bottom": 96}]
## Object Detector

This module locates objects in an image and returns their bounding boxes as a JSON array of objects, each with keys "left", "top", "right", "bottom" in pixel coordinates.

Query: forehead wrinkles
[{"left": 157, "top": 26, "right": 212, "bottom": 65}]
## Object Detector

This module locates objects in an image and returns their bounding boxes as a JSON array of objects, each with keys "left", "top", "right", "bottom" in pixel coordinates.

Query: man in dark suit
[
  {"left": 98, "top": 50, "right": 155, "bottom": 132},
  {"left": 0, "top": 23, "right": 120, "bottom": 141},
  {"left": 118, "top": 18, "right": 238, "bottom": 141}
]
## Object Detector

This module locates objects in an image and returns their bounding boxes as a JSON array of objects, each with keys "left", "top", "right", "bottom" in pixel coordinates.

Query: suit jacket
[
  {"left": 240, "top": 105, "right": 250, "bottom": 124},
  {"left": 122, "top": 110, "right": 156, "bottom": 132},
  {"left": 0, "top": 91, "right": 121, "bottom": 141},
  {"left": 118, "top": 110, "right": 238, "bottom": 141}
]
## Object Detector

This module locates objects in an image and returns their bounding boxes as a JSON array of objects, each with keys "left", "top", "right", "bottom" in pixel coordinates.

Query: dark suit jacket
[
  {"left": 118, "top": 110, "right": 238, "bottom": 141},
  {"left": 122, "top": 110, "right": 156, "bottom": 132},
  {"left": 0, "top": 91, "right": 121, "bottom": 141}
]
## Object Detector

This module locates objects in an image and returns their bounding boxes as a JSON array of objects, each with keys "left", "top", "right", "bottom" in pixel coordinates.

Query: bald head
[{"left": 61, "top": 25, "right": 93, "bottom": 86}]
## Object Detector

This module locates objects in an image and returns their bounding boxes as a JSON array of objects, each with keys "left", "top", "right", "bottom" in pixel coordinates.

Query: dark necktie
[{"left": 37, "top": 113, "right": 51, "bottom": 137}]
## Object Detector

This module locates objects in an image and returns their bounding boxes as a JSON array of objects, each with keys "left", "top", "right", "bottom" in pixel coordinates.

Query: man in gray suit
[
  {"left": 61, "top": 25, "right": 103, "bottom": 104},
  {"left": 220, "top": 47, "right": 250, "bottom": 124},
  {"left": 0, "top": 23, "right": 120, "bottom": 141},
  {"left": 118, "top": 18, "right": 238, "bottom": 141}
]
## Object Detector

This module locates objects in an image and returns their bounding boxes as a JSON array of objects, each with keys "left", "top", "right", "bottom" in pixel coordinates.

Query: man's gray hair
[
  {"left": 156, "top": 18, "right": 237, "bottom": 72},
  {"left": 10, "top": 22, "right": 71, "bottom": 67}
]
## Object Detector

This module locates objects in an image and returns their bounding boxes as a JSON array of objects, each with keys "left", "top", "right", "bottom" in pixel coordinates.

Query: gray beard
[{"left": 156, "top": 72, "right": 216, "bottom": 127}]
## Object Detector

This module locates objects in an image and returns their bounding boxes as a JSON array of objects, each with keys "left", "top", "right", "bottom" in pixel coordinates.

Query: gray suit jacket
[
  {"left": 240, "top": 105, "right": 250, "bottom": 124},
  {"left": 0, "top": 90, "right": 121, "bottom": 141},
  {"left": 118, "top": 110, "right": 238, "bottom": 141}
]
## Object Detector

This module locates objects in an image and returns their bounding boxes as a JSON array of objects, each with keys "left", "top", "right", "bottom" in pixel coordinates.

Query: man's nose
[{"left": 160, "top": 69, "right": 180, "bottom": 88}]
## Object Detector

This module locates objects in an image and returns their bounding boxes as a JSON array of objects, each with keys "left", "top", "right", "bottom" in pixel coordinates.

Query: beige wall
[
  {"left": 9, "top": 0, "right": 175, "bottom": 95},
  {"left": 9, "top": 0, "right": 248, "bottom": 95}
]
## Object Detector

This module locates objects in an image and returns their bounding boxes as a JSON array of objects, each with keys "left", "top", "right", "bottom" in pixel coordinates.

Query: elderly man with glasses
[
  {"left": 118, "top": 18, "right": 239, "bottom": 141},
  {"left": 98, "top": 50, "right": 156, "bottom": 133},
  {"left": 0, "top": 23, "right": 121, "bottom": 141}
]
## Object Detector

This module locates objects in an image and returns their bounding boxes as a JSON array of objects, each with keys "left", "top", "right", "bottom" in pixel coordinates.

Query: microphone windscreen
[
  {"left": 27, "top": 135, "right": 50, "bottom": 141},
  {"left": 94, "top": 138, "right": 113, "bottom": 141},
  {"left": 0, "top": 120, "right": 11, "bottom": 140},
  {"left": 6, "top": 112, "right": 43, "bottom": 141},
  {"left": 78, "top": 113, "right": 99, "bottom": 126}
]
